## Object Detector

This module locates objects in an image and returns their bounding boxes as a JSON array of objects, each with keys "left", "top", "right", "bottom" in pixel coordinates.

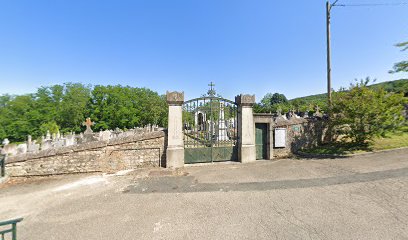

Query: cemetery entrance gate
[{"left": 183, "top": 87, "right": 238, "bottom": 163}]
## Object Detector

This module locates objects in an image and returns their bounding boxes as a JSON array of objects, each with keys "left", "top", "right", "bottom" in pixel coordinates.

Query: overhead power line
[{"left": 334, "top": 2, "right": 408, "bottom": 7}]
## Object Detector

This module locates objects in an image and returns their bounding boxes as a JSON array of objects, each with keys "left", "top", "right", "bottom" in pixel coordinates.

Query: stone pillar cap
[
  {"left": 166, "top": 91, "right": 184, "bottom": 106},
  {"left": 235, "top": 94, "right": 255, "bottom": 106}
]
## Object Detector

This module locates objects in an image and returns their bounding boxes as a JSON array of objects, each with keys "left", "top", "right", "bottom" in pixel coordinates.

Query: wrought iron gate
[{"left": 183, "top": 84, "right": 238, "bottom": 163}]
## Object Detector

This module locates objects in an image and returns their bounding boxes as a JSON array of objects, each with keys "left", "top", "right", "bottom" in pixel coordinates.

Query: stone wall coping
[
  {"left": 6, "top": 131, "right": 165, "bottom": 164},
  {"left": 253, "top": 113, "right": 274, "bottom": 117},
  {"left": 107, "top": 131, "right": 164, "bottom": 146},
  {"left": 274, "top": 117, "right": 308, "bottom": 127},
  {"left": 253, "top": 114, "right": 310, "bottom": 127}
]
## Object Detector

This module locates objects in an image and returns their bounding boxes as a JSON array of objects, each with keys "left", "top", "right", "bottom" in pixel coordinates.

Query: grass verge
[{"left": 301, "top": 126, "right": 408, "bottom": 155}]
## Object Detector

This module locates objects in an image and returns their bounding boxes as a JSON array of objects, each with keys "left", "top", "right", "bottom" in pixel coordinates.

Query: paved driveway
[{"left": 1, "top": 148, "right": 408, "bottom": 240}]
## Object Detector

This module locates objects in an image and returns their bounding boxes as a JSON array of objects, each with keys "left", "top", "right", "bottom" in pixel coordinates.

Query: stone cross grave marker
[{"left": 83, "top": 118, "right": 95, "bottom": 134}]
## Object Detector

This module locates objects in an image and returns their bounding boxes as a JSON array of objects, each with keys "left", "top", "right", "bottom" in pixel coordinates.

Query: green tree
[
  {"left": 88, "top": 85, "right": 167, "bottom": 131},
  {"left": 0, "top": 94, "right": 39, "bottom": 142},
  {"left": 331, "top": 78, "right": 407, "bottom": 144},
  {"left": 253, "top": 103, "right": 268, "bottom": 113},
  {"left": 0, "top": 83, "right": 170, "bottom": 142},
  {"left": 59, "top": 83, "right": 90, "bottom": 133},
  {"left": 255, "top": 93, "right": 289, "bottom": 113},
  {"left": 33, "top": 83, "right": 91, "bottom": 134},
  {"left": 270, "top": 93, "right": 288, "bottom": 105},
  {"left": 274, "top": 103, "right": 292, "bottom": 113},
  {"left": 39, "top": 121, "right": 60, "bottom": 135},
  {"left": 390, "top": 41, "right": 408, "bottom": 73},
  {"left": 0, "top": 95, "right": 12, "bottom": 140},
  {"left": 259, "top": 93, "right": 274, "bottom": 110}
]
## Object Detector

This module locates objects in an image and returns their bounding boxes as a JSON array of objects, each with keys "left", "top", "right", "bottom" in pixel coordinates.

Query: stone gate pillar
[
  {"left": 236, "top": 94, "right": 256, "bottom": 163},
  {"left": 166, "top": 91, "right": 184, "bottom": 168}
]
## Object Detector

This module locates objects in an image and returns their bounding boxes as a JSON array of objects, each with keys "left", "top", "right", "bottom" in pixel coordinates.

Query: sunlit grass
[
  {"left": 301, "top": 125, "right": 408, "bottom": 155},
  {"left": 372, "top": 126, "right": 408, "bottom": 151}
]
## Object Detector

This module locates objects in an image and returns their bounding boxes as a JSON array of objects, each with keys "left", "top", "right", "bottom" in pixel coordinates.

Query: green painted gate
[
  {"left": 255, "top": 123, "right": 267, "bottom": 160},
  {"left": 183, "top": 83, "right": 238, "bottom": 164}
]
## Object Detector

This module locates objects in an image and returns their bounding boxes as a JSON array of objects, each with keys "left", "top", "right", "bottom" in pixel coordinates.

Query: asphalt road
[{"left": 1, "top": 148, "right": 408, "bottom": 240}]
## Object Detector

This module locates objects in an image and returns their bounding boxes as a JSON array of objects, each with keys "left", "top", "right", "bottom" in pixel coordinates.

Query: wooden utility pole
[
  {"left": 326, "top": 1, "right": 332, "bottom": 108},
  {"left": 326, "top": 0, "right": 342, "bottom": 109}
]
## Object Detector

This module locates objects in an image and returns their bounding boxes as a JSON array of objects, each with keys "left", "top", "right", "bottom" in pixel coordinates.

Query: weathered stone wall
[
  {"left": 5, "top": 131, "right": 166, "bottom": 177},
  {"left": 254, "top": 113, "right": 327, "bottom": 159},
  {"left": 273, "top": 118, "right": 327, "bottom": 158}
]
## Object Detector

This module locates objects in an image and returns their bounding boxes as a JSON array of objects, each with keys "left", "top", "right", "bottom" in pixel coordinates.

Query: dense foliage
[
  {"left": 0, "top": 83, "right": 167, "bottom": 142},
  {"left": 370, "top": 79, "right": 408, "bottom": 97},
  {"left": 87, "top": 85, "right": 167, "bottom": 131},
  {"left": 330, "top": 78, "right": 407, "bottom": 144},
  {"left": 288, "top": 93, "right": 328, "bottom": 112},
  {"left": 255, "top": 93, "right": 287, "bottom": 113},
  {"left": 390, "top": 41, "right": 408, "bottom": 73},
  {"left": 255, "top": 79, "right": 408, "bottom": 114},
  {"left": 254, "top": 92, "right": 327, "bottom": 114}
]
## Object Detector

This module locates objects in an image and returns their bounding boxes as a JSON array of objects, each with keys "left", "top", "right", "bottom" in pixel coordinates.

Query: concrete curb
[
  {"left": 295, "top": 151, "right": 348, "bottom": 159},
  {"left": 296, "top": 146, "right": 408, "bottom": 159},
  {"left": 347, "top": 146, "right": 408, "bottom": 157}
]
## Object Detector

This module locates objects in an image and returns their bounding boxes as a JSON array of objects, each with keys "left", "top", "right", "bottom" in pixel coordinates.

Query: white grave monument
[{"left": 217, "top": 102, "right": 229, "bottom": 141}]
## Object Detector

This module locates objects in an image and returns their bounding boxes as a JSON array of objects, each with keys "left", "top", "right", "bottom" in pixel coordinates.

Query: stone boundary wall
[
  {"left": 254, "top": 113, "right": 328, "bottom": 159},
  {"left": 5, "top": 131, "right": 166, "bottom": 177},
  {"left": 273, "top": 118, "right": 327, "bottom": 158}
]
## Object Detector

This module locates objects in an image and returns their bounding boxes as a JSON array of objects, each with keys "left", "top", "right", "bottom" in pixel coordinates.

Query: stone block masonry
[
  {"left": 273, "top": 118, "right": 327, "bottom": 158},
  {"left": 253, "top": 112, "right": 328, "bottom": 159},
  {"left": 5, "top": 131, "right": 166, "bottom": 177}
]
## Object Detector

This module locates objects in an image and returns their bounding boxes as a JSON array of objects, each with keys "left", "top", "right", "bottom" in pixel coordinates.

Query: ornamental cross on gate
[
  {"left": 83, "top": 117, "right": 94, "bottom": 134},
  {"left": 207, "top": 82, "right": 216, "bottom": 97}
]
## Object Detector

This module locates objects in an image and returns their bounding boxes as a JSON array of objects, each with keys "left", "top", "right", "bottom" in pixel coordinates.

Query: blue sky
[{"left": 0, "top": 0, "right": 407, "bottom": 101}]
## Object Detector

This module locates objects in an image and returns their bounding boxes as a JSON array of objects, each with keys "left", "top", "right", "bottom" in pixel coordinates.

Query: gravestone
[
  {"left": 113, "top": 128, "right": 123, "bottom": 138},
  {"left": 294, "top": 111, "right": 301, "bottom": 119},
  {"left": 217, "top": 102, "right": 229, "bottom": 141},
  {"left": 53, "top": 139, "right": 65, "bottom": 148},
  {"left": 99, "top": 130, "right": 111, "bottom": 141},
  {"left": 135, "top": 127, "right": 143, "bottom": 134},
  {"left": 27, "top": 135, "right": 40, "bottom": 152},
  {"left": 83, "top": 118, "right": 94, "bottom": 134},
  {"left": 76, "top": 133, "right": 84, "bottom": 144},
  {"left": 41, "top": 139, "right": 53, "bottom": 150},
  {"left": 2, "top": 138, "right": 9, "bottom": 146},
  {"left": 82, "top": 118, "right": 97, "bottom": 142},
  {"left": 65, "top": 134, "right": 75, "bottom": 146},
  {"left": 2, "top": 144, "right": 17, "bottom": 156},
  {"left": 287, "top": 110, "right": 294, "bottom": 120},
  {"left": 303, "top": 111, "right": 309, "bottom": 118},
  {"left": 46, "top": 130, "right": 51, "bottom": 140},
  {"left": 28, "top": 141, "right": 40, "bottom": 152},
  {"left": 17, "top": 143, "right": 27, "bottom": 154}
]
